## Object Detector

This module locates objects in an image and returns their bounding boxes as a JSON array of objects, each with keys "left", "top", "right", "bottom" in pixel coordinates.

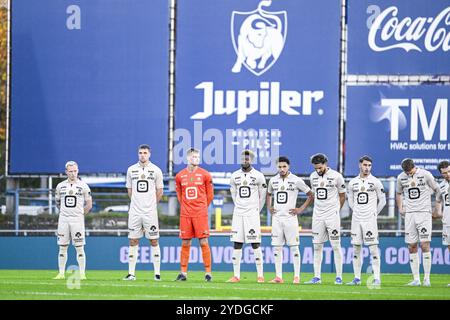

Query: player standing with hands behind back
[
  {"left": 175, "top": 148, "right": 214, "bottom": 282},
  {"left": 227, "top": 150, "right": 267, "bottom": 283},
  {"left": 123, "top": 144, "right": 164, "bottom": 281}
]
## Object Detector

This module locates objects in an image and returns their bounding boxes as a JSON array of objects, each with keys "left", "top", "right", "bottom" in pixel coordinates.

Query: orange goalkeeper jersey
[{"left": 175, "top": 167, "right": 214, "bottom": 217}]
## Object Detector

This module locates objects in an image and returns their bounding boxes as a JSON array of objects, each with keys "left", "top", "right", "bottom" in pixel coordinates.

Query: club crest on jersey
[
  {"left": 361, "top": 186, "right": 365, "bottom": 192},
  {"left": 411, "top": 181, "right": 416, "bottom": 187},
  {"left": 141, "top": 174, "right": 146, "bottom": 179},
  {"left": 69, "top": 190, "right": 73, "bottom": 195},
  {"left": 231, "top": 0, "right": 287, "bottom": 76},
  {"left": 320, "top": 182, "right": 325, "bottom": 187}
]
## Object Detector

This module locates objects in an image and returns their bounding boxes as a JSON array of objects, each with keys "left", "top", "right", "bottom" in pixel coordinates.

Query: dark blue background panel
[{"left": 9, "top": 0, "right": 169, "bottom": 174}]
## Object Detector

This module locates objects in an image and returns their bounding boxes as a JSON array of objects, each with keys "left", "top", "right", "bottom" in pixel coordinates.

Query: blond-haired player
[{"left": 54, "top": 161, "right": 92, "bottom": 280}]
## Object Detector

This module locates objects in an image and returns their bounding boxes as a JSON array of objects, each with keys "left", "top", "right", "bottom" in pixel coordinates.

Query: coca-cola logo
[{"left": 368, "top": 6, "right": 450, "bottom": 52}]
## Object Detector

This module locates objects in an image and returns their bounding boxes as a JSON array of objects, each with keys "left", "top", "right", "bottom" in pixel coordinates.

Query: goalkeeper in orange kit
[{"left": 174, "top": 148, "right": 214, "bottom": 281}]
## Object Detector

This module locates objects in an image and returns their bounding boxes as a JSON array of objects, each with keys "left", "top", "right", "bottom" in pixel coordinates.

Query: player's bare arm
[
  {"left": 432, "top": 182, "right": 442, "bottom": 216},
  {"left": 396, "top": 192, "right": 405, "bottom": 216},
  {"left": 84, "top": 198, "right": 93, "bottom": 215},
  {"left": 347, "top": 187, "right": 354, "bottom": 211},
  {"left": 339, "top": 192, "right": 346, "bottom": 209},
  {"left": 127, "top": 188, "right": 132, "bottom": 199},
  {"left": 55, "top": 187, "right": 61, "bottom": 210},
  {"left": 289, "top": 190, "right": 313, "bottom": 215},
  {"left": 434, "top": 189, "right": 444, "bottom": 218},
  {"left": 156, "top": 188, "right": 163, "bottom": 203},
  {"left": 432, "top": 188, "right": 442, "bottom": 219},
  {"left": 266, "top": 193, "right": 277, "bottom": 215}
]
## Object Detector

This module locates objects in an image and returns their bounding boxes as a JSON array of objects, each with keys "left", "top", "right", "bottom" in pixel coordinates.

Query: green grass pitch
[{"left": 0, "top": 270, "right": 449, "bottom": 300}]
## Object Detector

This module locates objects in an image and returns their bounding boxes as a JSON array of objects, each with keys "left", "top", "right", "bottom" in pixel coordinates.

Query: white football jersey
[
  {"left": 55, "top": 179, "right": 91, "bottom": 222},
  {"left": 268, "top": 172, "right": 311, "bottom": 219},
  {"left": 439, "top": 179, "right": 450, "bottom": 225},
  {"left": 126, "top": 162, "right": 164, "bottom": 215},
  {"left": 396, "top": 168, "right": 439, "bottom": 214},
  {"left": 347, "top": 174, "right": 386, "bottom": 221},
  {"left": 309, "top": 168, "right": 346, "bottom": 220},
  {"left": 230, "top": 168, "right": 267, "bottom": 216}
]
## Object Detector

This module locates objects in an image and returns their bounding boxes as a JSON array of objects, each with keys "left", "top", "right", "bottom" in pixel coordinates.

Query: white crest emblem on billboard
[{"left": 231, "top": 0, "right": 287, "bottom": 76}]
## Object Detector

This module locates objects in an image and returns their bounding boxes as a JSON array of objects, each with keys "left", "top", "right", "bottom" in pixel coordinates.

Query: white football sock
[
  {"left": 232, "top": 249, "right": 242, "bottom": 279},
  {"left": 369, "top": 245, "right": 381, "bottom": 281},
  {"left": 58, "top": 246, "right": 68, "bottom": 275},
  {"left": 313, "top": 243, "right": 323, "bottom": 278},
  {"left": 273, "top": 246, "right": 283, "bottom": 279},
  {"left": 331, "top": 241, "right": 343, "bottom": 279},
  {"left": 75, "top": 246, "right": 86, "bottom": 275},
  {"left": 422, "top": 251, "right": 431, "bottom": 281},
  {"left": 151, "top": 245, "right": 161, "bottom": 276},
  {"left": 409, "top": 252, "right": 420, "bottom": 281},
  {"left": 352, "top": 245, "right": 362, "bottom": 279},
  {"left": 253, "top": 247, "right": 264, "bottom": 278},
  {"left": 128, "top": 245, "right": 138, "bottom": 276},
  {"left": 291, "top": 246, "right": 301, "bottom": 278}
]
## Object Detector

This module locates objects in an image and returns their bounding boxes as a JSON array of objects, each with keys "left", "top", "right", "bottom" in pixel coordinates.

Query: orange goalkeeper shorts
[{"left": 179, "top": 216, "right": 210, "bottom": 239}]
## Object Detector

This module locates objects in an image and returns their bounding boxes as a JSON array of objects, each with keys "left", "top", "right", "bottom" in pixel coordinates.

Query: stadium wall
[{"left": 0, "top": 236, "right": 448, "bottom": 274}]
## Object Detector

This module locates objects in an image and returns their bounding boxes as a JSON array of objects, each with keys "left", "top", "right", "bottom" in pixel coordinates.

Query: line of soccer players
[{"left": 53, "top": 145, "right": 449, "bottom": 287}]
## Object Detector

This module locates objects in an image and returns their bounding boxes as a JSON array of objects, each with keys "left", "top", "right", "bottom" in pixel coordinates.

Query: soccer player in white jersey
[
  {"left": 54, "top": 161, "right": 92, "bottom": 280},
  {"left": 227, "top": 150, "right": 267, "bottom": 283},
  {"left": 346, "top": 156, "right": 386, "bottom": 286},
  {"left": 436, "top": 160, "right": 450, "bottom": 287},
  {"left": 123, "top": 144, "right": 164, "bottom": 281},
  {"left": 396, "top": 158, "right": 441, "bottom": 287},
  {"left": 266, "top": 156, "right": 313, "bottom": 284},
  {"left": 305, "top": 153, "right": 346, "bottom": 285}
]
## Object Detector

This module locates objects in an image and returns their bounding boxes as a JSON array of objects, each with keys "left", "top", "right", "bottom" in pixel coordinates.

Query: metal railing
[{"left": 2, "top": 177, "right": 444, "bottom": 236}]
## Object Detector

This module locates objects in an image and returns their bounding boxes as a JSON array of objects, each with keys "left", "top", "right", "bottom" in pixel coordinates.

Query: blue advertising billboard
[
  {"left": 9, "top": 0, "right": 169, "bottom": 174},
  {"left": 347, "top": 0, "right": 450, "bottom": 75},
  {"left": 345, "top": 85, "right": 449, "bottom": 177},
  {"left": 1, "top": 236, "right": 449, "bottom": 274},
  {"left": 174, "top": 0, "right": 341, "bottom": 174}
]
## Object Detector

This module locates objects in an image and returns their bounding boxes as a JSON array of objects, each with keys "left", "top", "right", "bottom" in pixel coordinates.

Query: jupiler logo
[
  {"left": 368, "top": 6, "right": 450, "bottom": 52},
  {"left": 189, "top": 0, "right": 324, "bottom": 125},
  {"left": 231, "top": 0, "right": 287, "bottom": 76}
]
